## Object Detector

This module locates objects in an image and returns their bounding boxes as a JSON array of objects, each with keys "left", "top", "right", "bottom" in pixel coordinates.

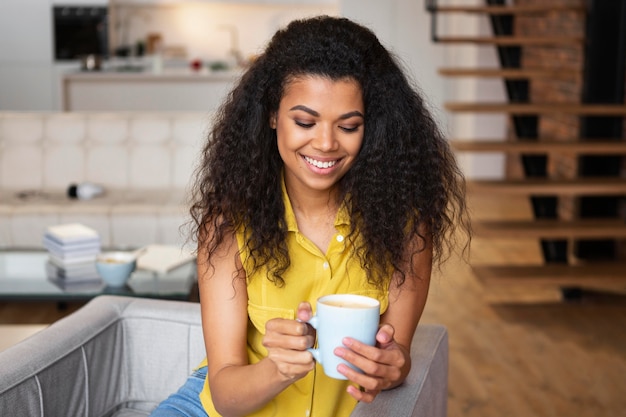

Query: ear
[{"left": 269, "top": 113, "right": 277, "bottom": 129}]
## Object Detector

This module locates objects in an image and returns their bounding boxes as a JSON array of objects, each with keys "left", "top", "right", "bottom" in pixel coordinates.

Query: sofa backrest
[{"left": 0, "top": 112, "right": 212, "bottom": 192}]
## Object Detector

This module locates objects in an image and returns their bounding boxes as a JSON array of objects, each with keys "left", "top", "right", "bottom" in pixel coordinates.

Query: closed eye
[
  {"left": 339, "top": 125, "right": 361, "bottom": 133},
  {"left": 295, "top": 120, "right": 315, "bottom": 129}
]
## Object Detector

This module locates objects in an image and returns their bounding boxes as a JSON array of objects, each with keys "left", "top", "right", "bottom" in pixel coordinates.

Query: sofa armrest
[
  {"left": 0, "top": 295, "right": 204, "bottom": 417},
  {"left": 350, "top": 325, "right": 448, "bottom": 417}
]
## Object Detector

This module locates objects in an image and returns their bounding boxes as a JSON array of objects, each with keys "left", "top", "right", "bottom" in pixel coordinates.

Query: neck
[
  {"left": 284, "top": 179, "right": 342, "bottom": 253},
  {"left": 284, "top": 181, "right": 341, "bottom": 223}
]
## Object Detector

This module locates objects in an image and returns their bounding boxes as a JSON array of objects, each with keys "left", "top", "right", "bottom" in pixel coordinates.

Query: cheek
[
  {"left": 345, "top": 135, "right": 364, "bottom": 157},
  {"left": 276, "top": 124, "right": 308, "bottom": 151},
  {"left": 275, "top": 131, "right": 296, "bottom": 163}
]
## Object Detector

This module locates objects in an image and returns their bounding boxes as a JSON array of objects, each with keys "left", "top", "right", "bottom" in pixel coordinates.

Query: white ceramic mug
[{"left": 306, "top": 294, "right": 380, "bottom": 380}]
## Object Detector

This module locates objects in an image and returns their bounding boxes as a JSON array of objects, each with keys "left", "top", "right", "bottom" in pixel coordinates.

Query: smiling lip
[{"left": 303, "top": 155, "right": 340, "bottom": 169}]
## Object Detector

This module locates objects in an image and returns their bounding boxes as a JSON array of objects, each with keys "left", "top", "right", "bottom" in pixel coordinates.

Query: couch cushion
[
  {"left": 0, "top": 189, "right": 189, "bottom": 248},
  {"left": 111, "top": 407, "right": 151, "bottom": 417},
  {"left": 0, "top": 111, "right": 209, "bottom": 249}
]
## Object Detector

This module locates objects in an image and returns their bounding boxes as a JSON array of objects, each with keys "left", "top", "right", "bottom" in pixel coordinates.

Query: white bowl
[{"left": 95, "top": 252, "right": 136, "bottom": 287}]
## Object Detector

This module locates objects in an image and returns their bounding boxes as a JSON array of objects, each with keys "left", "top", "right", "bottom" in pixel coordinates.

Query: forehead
[{"left": 280, "top": 75, "right": 363, "bottom": 107}]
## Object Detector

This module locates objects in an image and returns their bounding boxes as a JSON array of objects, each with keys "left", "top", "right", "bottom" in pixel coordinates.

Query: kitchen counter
[
  {"left": 62, "top": 67, "right": 242, "bottom": 111},
  {"left": 63, "top": 67, "right": 242, "bottom": 82}
]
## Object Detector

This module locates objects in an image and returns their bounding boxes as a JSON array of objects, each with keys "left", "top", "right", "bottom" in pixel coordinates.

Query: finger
[
  {"left": 335, "top": 343, "right": 404, "bottom": 382},
  {"left": 263, "top": 332, "right": 314, "bottom": 351},
  {"left": 375, "top": 324, "right": 395, "bottom": 346},
  {"left": 267, "top": 347, "right": 316, "bottom": 367},
  {"left": 340, "top": 337, "right": 388, "bottom": 364},
  {"left": 266, "top": 318, "right": 310, "bottom": 336},
  {"left": 264, "top": 320, "right": 315, "bottom": 350},
  {"left": 296, "top": 302, "right": 313, "bottom": 322},
  {"left": 346, "top": 384, "right": 379, "bottom": 403},
  {"left": 336, "top": 362, "right": 380, "bottom": 390},
  {"left": 267, "top": 348, "right": 316, "bottom": 380}
]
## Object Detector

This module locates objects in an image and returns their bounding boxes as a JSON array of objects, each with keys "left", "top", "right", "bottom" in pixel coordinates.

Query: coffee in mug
[
  {"left": 320, "top": 300, "right": 374, "bottom": 309},
  {"left": 306, "top": 294, "right": 380, "bottom": 379}
]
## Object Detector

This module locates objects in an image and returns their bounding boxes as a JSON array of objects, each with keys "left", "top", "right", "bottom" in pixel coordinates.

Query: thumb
[
  {"left": 297, "top": 302, "right": 313, "bottom": 322},
  {"left": 376, "top": 324, "right": 395, "bottom": 346}
]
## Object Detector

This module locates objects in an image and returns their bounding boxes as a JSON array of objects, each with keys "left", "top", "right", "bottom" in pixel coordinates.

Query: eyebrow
[{"left": 289, "top": 105, "right": 364, "bottom": 120}]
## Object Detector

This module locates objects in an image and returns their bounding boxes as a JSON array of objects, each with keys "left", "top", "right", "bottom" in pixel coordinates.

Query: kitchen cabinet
[
  {"left": 62, "top": 70, "right": 239, "bottom": 112},
  {"left": 112, "top": 0, "right": 336, "bottom": 4}
]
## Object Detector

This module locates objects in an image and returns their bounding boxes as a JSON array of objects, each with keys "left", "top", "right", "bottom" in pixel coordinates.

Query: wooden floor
[
  {"left": 421, "top": 195, "right": 626, "bottom": 417},
  {"left": 1, "top": 195, "right": 625, "bottom": 417}
]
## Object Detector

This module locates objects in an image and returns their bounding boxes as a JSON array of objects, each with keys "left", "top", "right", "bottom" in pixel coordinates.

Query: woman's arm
[
  {"left": 334, "top": 231, "right": 433, "bottom": 402},
  {"left": 198, "top": 229, "right": 315, "bottom": 417}
]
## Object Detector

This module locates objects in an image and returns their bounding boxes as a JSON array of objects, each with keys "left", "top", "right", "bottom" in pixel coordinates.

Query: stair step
[
  {"left": 450, "top": 140, "right": 626, "bottom": 154},
  {"left": 467, "top": 178, "right": 626, "bottom": 196},
  {"left": 438, "top": 67, "right": 580, "bottom": 79},
  {"left": 445, "top": 102, "right": 626, "bottom": 115},
  {"left": 428, "top": 5, "right": 585, "bottom": 15},
  {"left": 474, "top": 220, "right": 626, "bottom": 239},
  {"left": 473, "top": 264, "right": 626, "bottom": 288},
  {"left": 435, "top": 36, "right": 583, "bottom": 46}
]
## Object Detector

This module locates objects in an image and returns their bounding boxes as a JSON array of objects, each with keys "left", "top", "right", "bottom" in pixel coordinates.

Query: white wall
[
  {"left": 442, "top": 7, "right": 507, "bottom": 179},
  {"left": 112, "top": 2, "right": 339, "bottom": 62},
  {"left": 0, "top": 0, "right": 55, "bottom": 110},
  {"left": 0, "top": 0, "right": 108, "bottom": 111}
]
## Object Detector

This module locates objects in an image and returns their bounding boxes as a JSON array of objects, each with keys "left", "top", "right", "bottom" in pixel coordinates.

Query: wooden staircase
[{"left": 427, "top": 0, "right": 626, "bottom": 301}]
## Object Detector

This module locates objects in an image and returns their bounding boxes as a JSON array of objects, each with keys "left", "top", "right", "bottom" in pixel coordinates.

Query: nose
[{"left": 311, "top": 124, "right": 338, "bottom": 152}]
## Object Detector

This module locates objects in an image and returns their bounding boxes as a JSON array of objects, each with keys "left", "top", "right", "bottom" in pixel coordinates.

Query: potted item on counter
[{"left": 80, "top": 54, "right": 102, "bottom": 71}]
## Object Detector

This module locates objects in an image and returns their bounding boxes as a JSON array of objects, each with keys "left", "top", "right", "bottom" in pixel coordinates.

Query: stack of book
[{"left": 43, "top": 223, "right": 101, "bottom": 283}]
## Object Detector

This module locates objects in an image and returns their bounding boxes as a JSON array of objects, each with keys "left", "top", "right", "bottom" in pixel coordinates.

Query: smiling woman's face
[{"left": 271, "top": 75, "right": 365, "bottom": 198}]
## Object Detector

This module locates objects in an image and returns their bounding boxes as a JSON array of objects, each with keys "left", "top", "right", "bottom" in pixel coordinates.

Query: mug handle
[{"left": 304, "top": 315, "right": 321, "bottom": 364}]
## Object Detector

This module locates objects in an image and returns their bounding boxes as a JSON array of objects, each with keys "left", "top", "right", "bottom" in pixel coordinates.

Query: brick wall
[
  {"left": 515, "top": 0, "right": 586, "bottom": 228},
  {"left": 511, "top": 0, "right": 626, "bottom": 261}
]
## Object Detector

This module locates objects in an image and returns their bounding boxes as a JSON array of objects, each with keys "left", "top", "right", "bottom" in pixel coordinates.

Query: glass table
[{"left": 0, "top": 250, "right": 197, "bottom": 302}]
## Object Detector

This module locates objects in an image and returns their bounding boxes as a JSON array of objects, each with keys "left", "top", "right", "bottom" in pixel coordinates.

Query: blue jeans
[{"left": 150, "top": 366, "right": 209, "bottom": 417}]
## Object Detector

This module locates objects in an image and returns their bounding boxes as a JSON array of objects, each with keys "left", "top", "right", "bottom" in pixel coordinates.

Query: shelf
[
  {"left": 428, "top": 5, "right": 586, "bottom": 15},
  {"left": 473, "top": 263, "right": 626, "bottom": 288},
  {"left": 449, "top": 140, "right": 626, "bottom": 154},
  {"left": 466, "top": 178, "right": 626, "bottom": 196},
  {"left": 445, "top": 102, "right": 626, "bottom": 115},
  {"left": 438, "top": 67, "right": 580, "bottom": 79},
  {"left": 473, "top": 219, "right": 626, "bottom": 239},
  {"left": 434, "top": 36, "right": 583, "bottom": 46}
]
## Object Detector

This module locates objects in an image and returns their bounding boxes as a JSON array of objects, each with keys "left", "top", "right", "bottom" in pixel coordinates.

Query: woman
[{"left": 152, "top": 15, "right": 470, "bottom": 417}]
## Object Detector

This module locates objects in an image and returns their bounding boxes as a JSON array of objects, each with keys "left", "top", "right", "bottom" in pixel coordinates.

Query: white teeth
[{"left": 304, "top": 156, "right": 337, "bottom": 169}]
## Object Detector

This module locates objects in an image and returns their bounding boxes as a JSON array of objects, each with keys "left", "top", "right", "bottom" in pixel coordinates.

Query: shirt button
[
  {"left": 305, "top": 411, "right": 310, "bottom": 417},
  {"left": 323, "top": 262, "right": 329, "bottom": 269},
  {"left": 336, "top": 234, "right": 344, "bottom": 242}
]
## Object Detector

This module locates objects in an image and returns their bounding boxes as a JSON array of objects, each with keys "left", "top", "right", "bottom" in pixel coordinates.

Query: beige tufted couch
[{"left": 0, "top": 112, "right": 212, "bottom": 249}]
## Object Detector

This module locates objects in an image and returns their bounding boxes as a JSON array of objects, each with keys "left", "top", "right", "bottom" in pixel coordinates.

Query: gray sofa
[{"left": 0, "top": 296, "right": 448, "bottom": 417}]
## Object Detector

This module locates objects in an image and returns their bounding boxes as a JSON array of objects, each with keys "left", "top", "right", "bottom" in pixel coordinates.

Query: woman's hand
[
  {"left": 334, "top": 323, "right": 409, "bottom": 403},
  {"left": 261, "top": 302, "right": 316, "bottom": 383}
]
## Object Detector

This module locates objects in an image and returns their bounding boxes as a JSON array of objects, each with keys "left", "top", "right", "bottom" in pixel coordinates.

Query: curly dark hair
[{"left": 189, "top": 15, "right": 470, "bottom": 288}]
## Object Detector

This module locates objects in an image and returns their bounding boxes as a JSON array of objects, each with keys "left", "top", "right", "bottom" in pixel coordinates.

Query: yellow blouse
[{"left": 199, "top": 182, "right": 389, "bottom": 417}]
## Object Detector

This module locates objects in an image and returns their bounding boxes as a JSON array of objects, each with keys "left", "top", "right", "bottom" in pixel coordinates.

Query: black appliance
[{"left": 53, "top": 6, "right": 108, "bottom": 61}]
